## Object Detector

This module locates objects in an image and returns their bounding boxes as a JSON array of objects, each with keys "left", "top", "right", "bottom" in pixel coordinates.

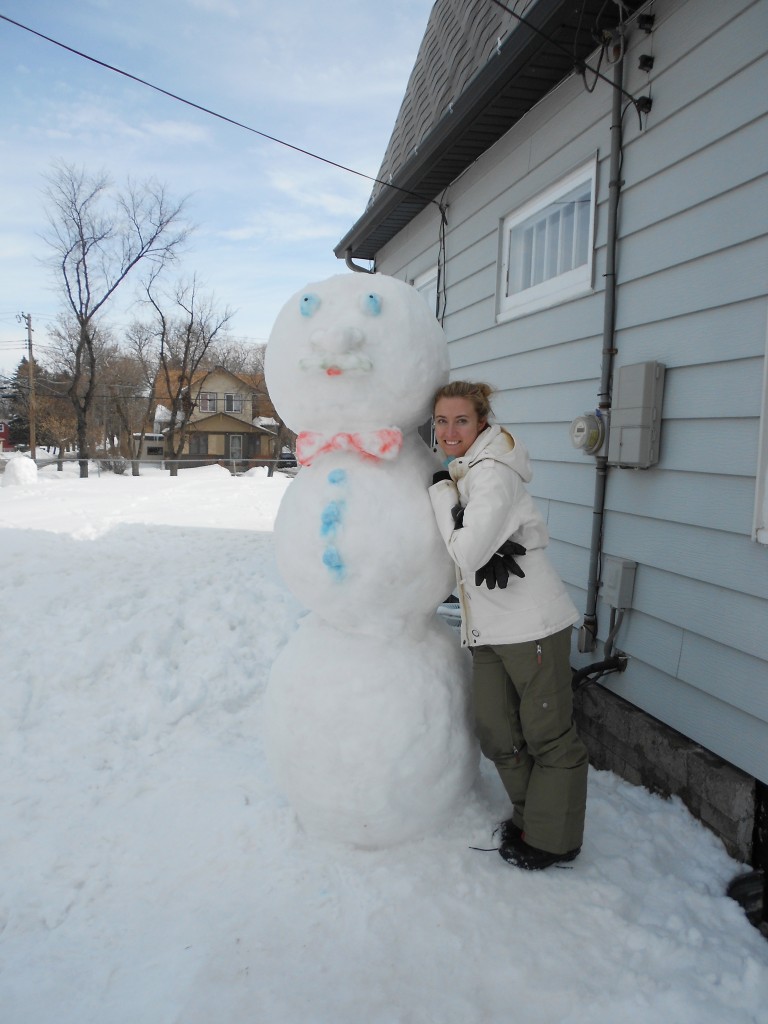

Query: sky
[
  {"left": 0, "top": 0, "right": 434, "bottom": 378},
  {"left": 1, "top": 456, "right": 767, "bottom": 1023}
]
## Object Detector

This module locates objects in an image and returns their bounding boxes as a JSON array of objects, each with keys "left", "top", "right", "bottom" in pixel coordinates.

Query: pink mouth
[{"left": 326, "top": 366, "right": 343, "bottom": 376}]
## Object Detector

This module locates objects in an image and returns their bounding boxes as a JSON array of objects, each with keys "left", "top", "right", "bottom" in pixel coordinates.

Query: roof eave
[{"left": 335, "top": 0, "right": 610, "bottom": 262}]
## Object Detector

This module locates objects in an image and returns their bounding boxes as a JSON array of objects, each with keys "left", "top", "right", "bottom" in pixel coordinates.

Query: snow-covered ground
[{"left": 1, "top": 459, "right": 766, "bottom": 1024}]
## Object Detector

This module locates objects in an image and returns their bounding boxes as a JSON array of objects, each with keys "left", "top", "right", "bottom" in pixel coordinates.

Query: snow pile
[
  {"left": 0, "top": 464, "right": 766, "bottom": 1024},
  {"left": 1, "top": 452, "right": 38, "bottom": 487}
]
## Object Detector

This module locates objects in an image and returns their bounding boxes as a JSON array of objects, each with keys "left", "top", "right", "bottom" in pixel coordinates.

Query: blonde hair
[{"left": 433, "top": 381, "right": 495, "bottom": 421}]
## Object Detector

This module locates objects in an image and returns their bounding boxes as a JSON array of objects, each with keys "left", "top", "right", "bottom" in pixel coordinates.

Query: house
[
  {"left": 132, "top": 433, "right": 165, "bottom": 461},
  {"left": 156, "top": 367, "right": 279, "bottom": 467},
  {"left": 0, "top": 419, "right": 10, "bottom": 452},
  {"left": 336, "top": 0, "right": 768, "bottom": 865}
]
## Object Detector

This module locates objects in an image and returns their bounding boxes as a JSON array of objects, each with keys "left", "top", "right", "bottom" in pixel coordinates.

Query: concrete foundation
[{"left": 573, "top": 682, "right": 756, "bottom": 864}]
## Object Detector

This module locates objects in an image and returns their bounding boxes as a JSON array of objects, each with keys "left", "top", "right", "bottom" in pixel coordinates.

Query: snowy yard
[{"left": 1, "top": 460, "right": 766, "bottom": 1024}]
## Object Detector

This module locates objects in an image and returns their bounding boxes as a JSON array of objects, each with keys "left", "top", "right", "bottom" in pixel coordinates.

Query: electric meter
[{"left": 569, "top": 411, "right": 605, "bottom": 455}]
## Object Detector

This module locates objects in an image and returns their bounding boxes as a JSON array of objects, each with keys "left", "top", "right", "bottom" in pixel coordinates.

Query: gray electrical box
[
  {"left": 607, "top": 361, "right": 665, "bottom": 468},
  {"left": 602, "top": 556, "right": 637, "bottom": 609}
]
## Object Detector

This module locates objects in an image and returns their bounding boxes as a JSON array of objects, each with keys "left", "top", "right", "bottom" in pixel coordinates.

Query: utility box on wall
[{"left": 607, "top": 361, "right": 666, "bottom": 469}]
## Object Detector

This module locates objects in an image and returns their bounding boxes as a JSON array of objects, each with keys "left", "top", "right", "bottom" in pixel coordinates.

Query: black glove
[
  {"left": 475, "top": 539, "right": 527, "bottom": 589},
  {"left": 432, "top": 470, "right": 451, "bottom": 485},
  {"left": 451, "top": 503, "right": 465, "bottom": 528}
]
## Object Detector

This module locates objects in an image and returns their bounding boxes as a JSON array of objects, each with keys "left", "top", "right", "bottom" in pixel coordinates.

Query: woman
[{"left": 429, "top": 381, "right": 588, "bottom": 870}]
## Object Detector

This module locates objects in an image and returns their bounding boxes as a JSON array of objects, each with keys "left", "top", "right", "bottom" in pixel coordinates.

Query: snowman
[{"left": 264, "top": 272, "right": 477, "bottom": 848}]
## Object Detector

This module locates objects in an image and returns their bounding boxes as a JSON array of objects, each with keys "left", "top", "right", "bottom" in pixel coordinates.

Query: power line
[
  {"left": 0, "top": 12, "right": 441, "bottom": 210},
  {"left": 487, "top": 0, "right": 652, "bottom": 121}
]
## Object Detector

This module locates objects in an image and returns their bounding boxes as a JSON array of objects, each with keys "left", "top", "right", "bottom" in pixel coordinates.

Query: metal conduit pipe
[{"left": 579, "top": 37, "right": 625, "bottom": 654}]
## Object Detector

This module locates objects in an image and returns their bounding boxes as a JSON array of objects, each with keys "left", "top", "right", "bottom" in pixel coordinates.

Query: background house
[
  {"left": 156, "top": 367, "right": 280, "bottom": 467},
  {"left": 336, "top": 0, "right": 768, "bottom": 867},
  {"left": 132, "top": 432, "right": 165, "bottom": 462}
]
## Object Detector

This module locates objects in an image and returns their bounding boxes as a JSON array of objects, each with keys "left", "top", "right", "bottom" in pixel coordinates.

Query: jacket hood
[{"left": 452, "top": 424, "right": 533, "bottom": 483}]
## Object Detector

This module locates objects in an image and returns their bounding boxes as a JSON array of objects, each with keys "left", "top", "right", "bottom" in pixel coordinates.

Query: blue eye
[
  {"left": 300, "top": 293, "right": 321, "bottom": 317},
  {"left": 359, "top": 292, "right": 382, "bottom": 316}
]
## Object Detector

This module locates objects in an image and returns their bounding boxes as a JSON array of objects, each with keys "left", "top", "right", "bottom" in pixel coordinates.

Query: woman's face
[{"left": 434, "top": 397, "right": 487, "bottom": 458}]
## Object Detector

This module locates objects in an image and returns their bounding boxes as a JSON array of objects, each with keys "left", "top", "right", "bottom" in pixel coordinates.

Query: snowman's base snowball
[{"left": 264, "top": 613, "right": 478, "bottom": 848}]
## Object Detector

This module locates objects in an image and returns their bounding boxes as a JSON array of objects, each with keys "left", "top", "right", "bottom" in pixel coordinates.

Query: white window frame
[
  {"left": 753, "top": 307, "right": 768, "bottom": 543},
  {"left": 412, "top": 266, "right": 439, "bottom": 319},
  {"left": 497, "top": 159, "right": 598, "bottom": 321},
  {"left": 198, "top": 392, "right": 217, "bottom": 413},
  {"left": 225, "top": 393, "right": 244, "bottom": 414}
]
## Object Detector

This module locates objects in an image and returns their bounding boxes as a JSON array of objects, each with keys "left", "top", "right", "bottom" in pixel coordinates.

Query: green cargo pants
[{"left": 471, "top": 627, "right": 588, "bottom": 854}]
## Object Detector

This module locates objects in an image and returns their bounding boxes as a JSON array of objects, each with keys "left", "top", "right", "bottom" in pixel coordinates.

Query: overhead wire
[
  {"left": 487, "top": 0, "right": 651, "bottom": 122},
  {"left": 0, "top": 2, "right": 654, "bottom": 387},
  {"left": 0, "top": 12, "right": 443, "bottom": 211},
  {"left": 3, "top": 374, "right": 157, "bottom": 403},
  {"left": 0, "top": 3, "right": 649, "bottom": 310}
]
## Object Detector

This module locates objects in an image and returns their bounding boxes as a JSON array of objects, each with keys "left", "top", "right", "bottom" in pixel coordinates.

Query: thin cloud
[
  {"left": 140, "top": 119, "right": 210, "bottom": 144},
  {"left": 0, "top": 0, "right": 433, "bottom": 375}
]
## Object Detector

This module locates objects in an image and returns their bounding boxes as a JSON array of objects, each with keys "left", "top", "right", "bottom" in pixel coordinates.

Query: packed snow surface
[{"left": 1, "top": 462, "right": 766, "bottom": 1024}]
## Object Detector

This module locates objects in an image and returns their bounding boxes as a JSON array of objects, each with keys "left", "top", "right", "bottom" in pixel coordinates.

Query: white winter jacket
[{"left": 429, "top": 424, "right": 579, "bottom": 647}]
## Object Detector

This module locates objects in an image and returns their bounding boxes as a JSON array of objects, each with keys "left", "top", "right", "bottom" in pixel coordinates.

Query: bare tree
[
  {"left": 97, "top": 347, "right": 151, "bottom": 465},
  {"left": 36, "top": 374, "right": 79, "bottom": 469},
  {"left": 144, "top": 274, "right": 233, "bottom": 476},
  {"left": 122, "top": 319, "right": 164, "bottom": 475},
  {"left": 208, "top": 338, "right": 266, "bottom": 378},
  {"left": 42, "top": 162, "right": 190, "bottom": 477},
  {"left": 48, "top": 314, "right": 115, "bottom": 451}
]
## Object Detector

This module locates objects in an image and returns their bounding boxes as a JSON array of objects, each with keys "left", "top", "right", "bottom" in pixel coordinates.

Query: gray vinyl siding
[{"left": 374, "top": 0, "right": 768, "bottom": 782}]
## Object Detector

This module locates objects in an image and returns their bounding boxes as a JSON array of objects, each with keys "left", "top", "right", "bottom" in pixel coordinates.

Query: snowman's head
[{"left": 265, "top": 273, "right": 449, "bottom": 434}]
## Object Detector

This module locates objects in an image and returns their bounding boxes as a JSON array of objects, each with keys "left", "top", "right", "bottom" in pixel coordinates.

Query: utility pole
[{"left": 19, "top": 312, "right": 36, "bottom": 461}]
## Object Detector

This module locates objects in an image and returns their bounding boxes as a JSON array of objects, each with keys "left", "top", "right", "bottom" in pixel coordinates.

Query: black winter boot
[
  {"left": 499, "top": 832, "right": 580, "bottom": 870},
  {"left": 493, "top": 818, "right": 523, "bottom": 845}
]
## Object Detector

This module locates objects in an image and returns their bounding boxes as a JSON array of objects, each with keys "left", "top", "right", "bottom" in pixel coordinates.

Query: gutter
[{"left": 334, "top": 0, "right": 580, "bottom": 262}]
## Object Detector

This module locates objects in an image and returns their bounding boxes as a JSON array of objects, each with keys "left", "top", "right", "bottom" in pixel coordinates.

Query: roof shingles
[{"left": 337, "top": 0, "right": 643, "bottom": 261}]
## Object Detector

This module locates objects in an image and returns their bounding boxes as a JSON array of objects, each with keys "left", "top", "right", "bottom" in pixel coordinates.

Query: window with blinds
[{"left": 498, "top": 160, "right": 597, "bottom": 320}]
